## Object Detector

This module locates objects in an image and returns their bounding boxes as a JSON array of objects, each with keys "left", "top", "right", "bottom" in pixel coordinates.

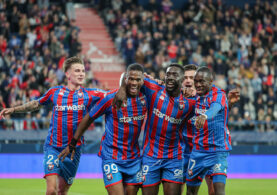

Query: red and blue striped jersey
[
  {"left": 89, "top": 90, "right": 147, "bottom": 160},
  {"left": 192, "top": 85, "right": 232, "bottom": 152},
  {"left": 182, "top": 97, "right": 196, "bottom": 154},
  {"left": 141, "top": 78, "right": 195, "bottom": 159},
  {"left": 38, "top": 86, "right": 106, "bottom": 148}
]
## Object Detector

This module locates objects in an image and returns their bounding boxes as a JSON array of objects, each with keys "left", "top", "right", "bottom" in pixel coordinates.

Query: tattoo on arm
[{"left": 13, "top": 100, "right": 43, "bottom": 113}]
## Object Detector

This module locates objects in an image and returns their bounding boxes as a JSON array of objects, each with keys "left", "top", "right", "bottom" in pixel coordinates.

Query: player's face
[
  {"left": 194, "top": 71, "right": 212, "bottom": 96},
  {"left": 66, "top": 63, "right": 85, "bottom": 86},
  {"left": 183, "top": 70, "right": 196, "bottom": 89},
  {"left": 165, "top": 66, "right": 184, "bottom": 93},
  {"left": 125, "top": 70, "right": 144, "bottom": 97}
]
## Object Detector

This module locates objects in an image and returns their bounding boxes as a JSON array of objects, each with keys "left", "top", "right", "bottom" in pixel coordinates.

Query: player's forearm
[
  {"left": 73, "top": 114, "right": 94, "bottom": 140},
  {"left": 13, "top": 100, "right": 42, "bottom": 113},
  {"left": 204, "top": 103, "right": 221, "bottom": 119}
]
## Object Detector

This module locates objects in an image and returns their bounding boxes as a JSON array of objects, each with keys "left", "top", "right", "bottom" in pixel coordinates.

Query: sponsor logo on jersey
[
  {"left": 153, "top": 108, "right": 182, "bottom": 124},
  {"left": 55, "top": 104, "right": 86, "bottom": 111},
  {"left": 119, "top": 115, "right": 146, "bottom": 123}
]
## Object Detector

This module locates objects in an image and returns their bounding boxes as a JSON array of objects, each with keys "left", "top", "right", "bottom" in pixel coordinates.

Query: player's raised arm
[
  {"left": 0, "top": 100, "right": 42, "bottom": 119},
  {"left": 112, "top": 73, "right": 127, "bottom": 109}
]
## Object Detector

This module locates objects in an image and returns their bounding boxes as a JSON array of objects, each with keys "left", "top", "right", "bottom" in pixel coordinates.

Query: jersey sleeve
[
  {"left": 37, "top": 87, "right": 57, "bottom": 105},
  {"left": 140, "top": 78, "right": 164, "bottom": 99},
  {"left": 186, "top": 98, "right": 196, "bottom": 120},
  {"left": 210, "top": 91, "right": 227, "bottom": 111},
  {"left": 89, "top": 93, "right": 114, "bottom": 120},
  {"left": 86, "top": 88, "right": 108, "bottom": 110}
]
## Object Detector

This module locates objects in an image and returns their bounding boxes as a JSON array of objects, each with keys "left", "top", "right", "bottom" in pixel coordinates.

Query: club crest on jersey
[
  {"left": 139, "top": 95, "right": 146, "bottom": 106},
  {"left": 179, "top": 100, "right": 185, "bottom": 110},
  {"left": 78, "top": 92, "right": 83, "bottom": 98},
  {"left": 160, "top": 95, "right": 165, "bottom": 100},
  {"left": 106, "top": 173, "right": 113, "bottom": 181},
  {"left": 48, "top": 164, "right": 54, "bottom": 171},
  {"left": 59, "top": 89, "right": 65, "bottom": 96}
]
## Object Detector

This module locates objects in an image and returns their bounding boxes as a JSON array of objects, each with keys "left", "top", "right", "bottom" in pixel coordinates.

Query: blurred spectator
[{"left": 100, "top": 0, "right": 277, "bottom": 131}]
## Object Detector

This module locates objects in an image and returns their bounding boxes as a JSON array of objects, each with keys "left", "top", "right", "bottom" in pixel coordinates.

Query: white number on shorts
[
  {"left": 47, "top": 155, "right": 59, "bottom": 167},
  {"left": 142, "top": 165, "right": 149, "bottom": 175},
  {"left": 103, "top": 163, "right": 118, "bottom": 175},
  {"left": 54, "top": 158, "right": 59, "bottom": 167},
  {"left": 188, "top": 159, "right": 196, "bottom": 170},
  {"left": 47, "top": 155, "right": 53, "bottom": 164}
]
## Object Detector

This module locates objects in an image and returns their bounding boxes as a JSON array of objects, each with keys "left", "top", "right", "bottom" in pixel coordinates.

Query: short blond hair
[{"left": 63, "top": 56, "right": 84, "bottom": 72}]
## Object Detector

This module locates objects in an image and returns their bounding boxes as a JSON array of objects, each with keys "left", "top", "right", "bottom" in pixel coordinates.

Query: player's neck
[
  {"left": 66, "top": 83, "right": 81, "bottom": 91},
  {"left": 167, "top": 88, "right": 181, "bottom": 97}
]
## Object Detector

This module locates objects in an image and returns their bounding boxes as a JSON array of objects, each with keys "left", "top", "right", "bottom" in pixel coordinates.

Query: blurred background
[{"left": 0, "top": 0, "right": 277, "bottom": 183}]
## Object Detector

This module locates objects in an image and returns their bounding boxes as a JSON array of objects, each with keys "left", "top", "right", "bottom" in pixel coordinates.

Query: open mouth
[
  {"left": 129, "top": 87, "right": 138, "bottom": 94},
  {"left": 167, "top": 81, "right": 175, "bottom": 88}
]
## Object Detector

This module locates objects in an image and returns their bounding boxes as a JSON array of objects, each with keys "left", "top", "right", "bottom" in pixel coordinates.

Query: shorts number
[
  {"left": 142, "top": 165, "right": 149, "bottom": 175},
  {"left": 188, "top": 159, "right": 196, "bottom": 170},
  {"left": 47, "top": 155, "right": 59, "bottom": 167},
  {"left": 103, "top": 163, "right": 118, "bottom": 175}
]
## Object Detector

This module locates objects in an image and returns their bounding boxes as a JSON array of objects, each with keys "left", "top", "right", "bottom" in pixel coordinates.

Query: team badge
[
  {"left": 160, "top": 95, "right": 165, "bottom": 100},
  {"left": 141, "top": 100, "right": 146, "bottom": 106},
  {"left": 179, "top": 100, "right": 184, "bottom": 110},
  {"left": 48, "top": 164, "right": 54, "bottom": 171},
  {"left": 188, "top": 169, "right": 193, "bottom": 176},
  {"left": 107, "top": 173, "right": 113, "bottom": 181},
  {"left": 59, "top": 89, "right": 65, "bottom": 96},
  {"left": 78, "top": 92, "right": 83, "bottom": 98},
  {"left": 142, "top": 175, "right": 146, "bottom": 182}
]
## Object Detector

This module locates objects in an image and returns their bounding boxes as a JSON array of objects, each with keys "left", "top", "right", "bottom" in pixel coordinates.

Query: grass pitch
[{"left": 0, "top": 179, "right": 276, "bottom": 195}]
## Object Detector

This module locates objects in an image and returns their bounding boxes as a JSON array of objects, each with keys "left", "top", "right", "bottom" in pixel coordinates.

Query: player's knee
[
  {"left": 46, "top": 187, "right": 57, "bottom": 195},
  {"left": 186, "top": 186, "right": 198, "bottom": 195}
]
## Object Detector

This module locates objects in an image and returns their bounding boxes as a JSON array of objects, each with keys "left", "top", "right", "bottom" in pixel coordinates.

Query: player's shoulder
[
  {"left": 211, "top": 85, "right": 226, "bottom": 96},
  {"left": 82, "top": 87, "right": 107, "bottom": 93},
  {"left": 184, "top": 96, "right": 196, "bottom": 105},
  {"left": 45, "top": 85, "right": 64, "bottom": 93},
  {"left": 144, "top": 78, "right": 165, "bottom": 88}
]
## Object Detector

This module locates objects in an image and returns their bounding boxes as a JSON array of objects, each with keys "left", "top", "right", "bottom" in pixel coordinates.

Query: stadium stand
[{"left": 0, "top": 0, "right": 276, "bottom": 137}]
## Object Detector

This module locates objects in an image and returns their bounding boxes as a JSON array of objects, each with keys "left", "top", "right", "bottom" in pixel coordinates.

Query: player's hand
[
  {"left": 228, "top": 89, "right": 240, "bottom": 105},
  {"left": 112, "top": 87, "right": 127, "bottom": 110},
  {"left": 58, "top": 145, "right": 76, "bottom": 162},
  {"left": 195, "top": 115, "right": 207, "bottom": 129},
  {"left": 182, "top": 87, "right": 196, "bottom": 97},
  {"left": 0, "top": 108, "right": 15, "bottom": 119},
  {"left": 144, "top": 73, "right": 164, "bottom": 85},
  {"left": 58, "top": 138, "right": 77, "bottom": 161}
]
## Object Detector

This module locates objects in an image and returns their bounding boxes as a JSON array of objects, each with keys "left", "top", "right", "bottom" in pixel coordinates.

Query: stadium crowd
[
  {"left": 101, "top": 0, "right": 277, "bottom": 132},
  {"left": 0, "top": 0, "right": 101, "bottom": 130},
  {"left": 0, "top": 0, "right": 276, "bottom": 132}
]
